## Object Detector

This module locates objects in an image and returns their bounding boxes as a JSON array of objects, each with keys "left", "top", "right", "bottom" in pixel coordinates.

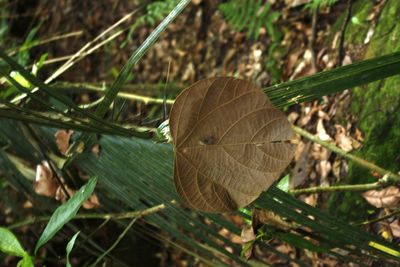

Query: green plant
[
  {"left": 1, "top": 0, "right": 400, "bottom": 265},
  {"left": 122, "top": 0, "right": 181, "bottom": 47},
  {"left": 219, "top": 0, "right": 281, "bottom": 41},
  {"left": 306, "top": 0, "right": 340, "bottom": 10}
]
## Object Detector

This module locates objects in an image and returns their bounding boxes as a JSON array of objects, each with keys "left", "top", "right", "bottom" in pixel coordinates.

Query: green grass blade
[
  {"left": 34, "top": 177, "right": 98, "bottom": 254},
  {"left": 94, "top": 0, "right": 191, "bottom": 118},
  {"left": 266, "top": 51, "right": 400, "bottom": 107},
  {"left": 66, "top": 232, "right": 80, "bottom": 267}
]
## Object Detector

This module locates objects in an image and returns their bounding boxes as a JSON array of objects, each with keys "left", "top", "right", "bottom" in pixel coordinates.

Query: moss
[{"left": 328, "top": 0, "right": 400, "bottom": 221}]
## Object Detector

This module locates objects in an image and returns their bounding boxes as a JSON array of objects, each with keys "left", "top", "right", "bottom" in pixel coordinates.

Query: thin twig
[
  {"left": 8, "top": 203, "right": 166, "bottom": 229},
  {"left": 10, "top": 10, "right": 137, "bottom": 103},
  {"left": 309, "top": 7, "right": 318, "bottom": 72},
  {"left": 54, "top": 82, "right": 175, "bottom": 105},
  {"left": 289, "top": 175, "right": 389, "bottom": 196},
  {"left": 356, "top": 209, "right": 400, "bottom": 226},
  {"left": 90, "top": 217, "right": 137, "bottom": 267},
  {"left": 6, "top": 31, "right": 83, "bottom": 56},
  {"left": 336, "top": 0, "right": 352, "bottom": 66},
  {"left": 293, "top": 126, "right": 400, "bottom": 183}
]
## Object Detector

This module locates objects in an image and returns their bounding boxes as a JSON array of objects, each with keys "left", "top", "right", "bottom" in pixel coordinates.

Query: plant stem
[
  {"left": 8, "top": 203, "right": 166, "bottom": 230},
  {"left": 53, "top": 82, "right": 176, "bottom": 105},
  {"left": 292, "top": 125, "right": 400, "bottom": 183},
  {"left": 90, "top": 217, "right": 137, "bottom": 267},
  {"left": 289, "top": 179, "right": 387, "bottom": 196},
  {"left": 356, "top": 209, "right": 400, "bottom": 226}
]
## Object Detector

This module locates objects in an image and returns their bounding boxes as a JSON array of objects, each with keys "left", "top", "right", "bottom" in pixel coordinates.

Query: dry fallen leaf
[
  {"left": 389, "top": 219, "right": 400, "bottom": 238},
  {"left": 362, "top": 186, "right": 400, "bottom": 208},
  {"left": 83, "top": 194, "right": 101, "bottom": 209},
  {"left": 170, "top": 77, "right": 295, "bottom": 212},
  {"left": 34, "top": 161, "right": 58, "bottom": 198},
  {"left": 334, "top": 125, "right": 353, "bottom": 152},
  {"left": 55, "top": 130, "right": 74, "bottom": 155},
  {"left": 241, "top": 225, "right": 256, "bottom": 260},
  {"left": 253, "top": 209, "right": 294, "bottom": 231}
]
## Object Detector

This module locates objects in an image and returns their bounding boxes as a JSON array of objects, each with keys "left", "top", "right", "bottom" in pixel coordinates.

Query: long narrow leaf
[
  {"left": 266, "top": 51, "right": 400, "bottom": 107},
  {"left": 34, "top": 177, "right": 97, "bottom": 254},
  {"left": 66, "top": 232, "right": 80, "bottom": 267}
]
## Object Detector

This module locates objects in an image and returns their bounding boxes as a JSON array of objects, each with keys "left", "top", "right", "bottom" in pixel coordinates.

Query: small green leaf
[
  {"left": 34, "top": 177, "right": 97, "bottom": 254},
  {"left": 17, "top": 255, "right": 34, "bottom": 267},
  {"left": 66, "top": 232, "right": 80, "bottom": 267},
  {"left": 0, "top": 227, "right": 27, "bottom": 257},
  {"left": 8, "top": 71, "right": 32, "bottom": 89},
  {"left": 276, "top": 175, "right": 290, "bottom": 192}
]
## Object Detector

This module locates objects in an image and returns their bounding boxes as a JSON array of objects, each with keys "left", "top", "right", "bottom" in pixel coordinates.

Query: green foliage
[
  {"left": 140, "top": 0, "right": 182, "bottom": 26},
  {"left": 219, "top": 0, "right": 281, "bottom": 41},
  {"left": 306, "top": 0, "right": 339, "bottom": 10},
  {"left": 122, "top": 0, "right": 181, "bottom": 47},
  {"left": 276, "top": 174, "right": 290, "bottom": 192},
  {"left": 34, "top": 177, "right": 97, "bottom": 254},
  {"left": 66, "top": 232, "right": 80, "bottom": 267},
  {"left": 219, "top": 0, "right": 284, "bottom": 82},
  {"left": 0, "top": 227, "right": 34, "bottom": 267},
  {"left": 328, "top": 0, "right": 400, "bottom": 222}
]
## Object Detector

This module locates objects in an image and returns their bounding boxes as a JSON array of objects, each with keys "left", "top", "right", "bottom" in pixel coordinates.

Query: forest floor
[{"left": 1, "top": 0, "right": 399, "bottom": 266}]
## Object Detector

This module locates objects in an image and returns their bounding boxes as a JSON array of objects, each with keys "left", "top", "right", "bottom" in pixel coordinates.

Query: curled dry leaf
[
  {"left": 241, "top": 225, "right": 256, "bottom": 260},
  {"left": 34, "top": 161, "right": 58, "bottom": 198},
  {"left": 253, "top": 209, "right": 294, "bottom": 231},
  {"left": 55, "top": 186, "right": 100, "bottom": 209},
  {"left": 389, "top": 219, "right": 400, "bottom": 238},
  {"left": 169, "top": 77, "right": 295, "bottom": 212},
  {"left": 55, "top": 130, "right": 74, "bottom": 155},
  {"left": 83, "top": 194, "right": 101, "bottom": 209},
  {"left": 362, "top": 186, "right": 400, "bottom": 208}
]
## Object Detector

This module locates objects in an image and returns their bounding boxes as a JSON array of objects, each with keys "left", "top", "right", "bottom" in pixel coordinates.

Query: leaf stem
[
  {"left": 53, "top": 82, "right": 175, "bottom": 105},
  {"left": 7, "top": 203, "right": 166, "bottom": 230},
  {"left": 289, "top": 177, "right": 388, "bottom": 196}
]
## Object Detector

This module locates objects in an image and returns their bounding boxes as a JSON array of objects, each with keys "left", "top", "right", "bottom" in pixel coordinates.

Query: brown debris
[
  {"left": 55, "top": 130, "right": 74, "bottom": 156},
  {"left": 362, "top": 186, "right": 400, "bottom": 208}
]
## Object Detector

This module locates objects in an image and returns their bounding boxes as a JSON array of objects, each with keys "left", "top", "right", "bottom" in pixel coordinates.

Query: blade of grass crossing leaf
[
  {"left": 266, "top": 187, "right": 400, "bottom": 261},
  {"left": 0, "top": 51, "right": 138, "bottom": 137},
  {"left": 270, "top": 187, "right": 400, "bottom": 255},
  {"left": 0, "top": 109, "right": 123, "bottom": 135},
  {"left": 2, "top": 72, "right": 124, "bottom": 135},
  {"left": 265, "top": 51, "right": 400, "bottom": 108},
  {"left": 94, "top": 0, "right": 191, "bottom": 117},
  {"left": 34, "top": 177, "right": 97, "bottom": 254},
  {"left": 66, "top": 232, "right": 80, "bottom": 267},
  {"left": 258, "top": 193, "right": 369, "bottom": 260}
]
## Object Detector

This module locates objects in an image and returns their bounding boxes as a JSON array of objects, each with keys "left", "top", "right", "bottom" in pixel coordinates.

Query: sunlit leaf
[
  {"left": 0, "top": 227, "right": 34, "bottom": 267},
  {"left": 34, "top": 177, "right": 97, "bottom": 254},
  {"left": 170, "top": 77, "right": 295, "bottom": 212},
  {"left": 66, "top": 232, "right": 80, "bottom": 267},
  {"left": 0, "top": 227, "right": 27, "bottom": 257}
]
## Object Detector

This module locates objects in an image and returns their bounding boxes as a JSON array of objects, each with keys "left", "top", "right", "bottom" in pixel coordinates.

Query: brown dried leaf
[
  {"left": 389, "top": 219, "right": 400, "bottom": 238},
  {"left": 55, "top": 130, "right": 73, "bottom": 155},
  {"left": 83, "top": 194, "right": 101, "bottom": 209},
  {"left": 34, "top": 161, "right": 58, "bottom": 198},
  {"left": 241, "top": 225, "right": 255, "bottom": 260},
  {"left": 170, "top": 77, "right": 295, "bottom": 212},
  {"left": 253, "top": 209, "right": 294, "bottom": 231},
  {"left": 55, "top": 186, "right": 76, "bottom": 203},
  {"left": 334, "top": 125, "right": 353, "bottom": 152},
  {"left": 362, "top": 186, "right": 400, "bottom": 208}
]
